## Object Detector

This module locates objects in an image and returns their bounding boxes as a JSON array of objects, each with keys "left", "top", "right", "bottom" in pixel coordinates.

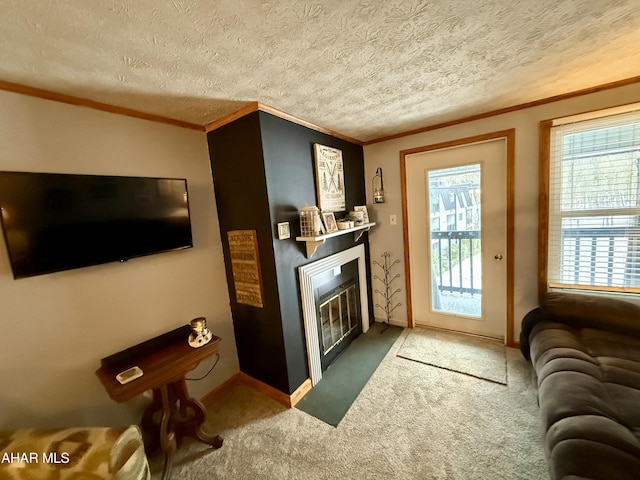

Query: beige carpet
[
  {"left": 397, "top": 327, "right": 507, "bottom": 385},
  {"left": 149, "top": 328, "right": 547, "bottom": 479}
]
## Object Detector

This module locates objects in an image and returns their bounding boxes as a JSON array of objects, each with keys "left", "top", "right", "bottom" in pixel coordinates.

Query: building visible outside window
[
  {"left": 544, "top": 107, "right": 640, "bottom": 295},
  {"left": 447, "top": 214, "right": 455, "bottom": 231}
]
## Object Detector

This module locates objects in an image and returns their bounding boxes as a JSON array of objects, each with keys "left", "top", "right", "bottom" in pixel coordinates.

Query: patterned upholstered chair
[{"left": 0, "top": 425, "right": 149, "bottom": 479}]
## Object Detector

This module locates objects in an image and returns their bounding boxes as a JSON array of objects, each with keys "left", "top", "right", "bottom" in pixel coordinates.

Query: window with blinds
[{"left": 547, "top": 109, "right": 640, "bottom": 294}]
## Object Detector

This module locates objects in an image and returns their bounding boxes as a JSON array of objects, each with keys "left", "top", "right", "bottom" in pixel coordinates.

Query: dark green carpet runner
[{"left": 296, "top": 322, "right": 403, "bottom": 427}]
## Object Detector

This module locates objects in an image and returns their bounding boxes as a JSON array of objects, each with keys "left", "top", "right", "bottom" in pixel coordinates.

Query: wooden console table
[{"left": 96, "top": 335, "right": 223, "bottom": 480}]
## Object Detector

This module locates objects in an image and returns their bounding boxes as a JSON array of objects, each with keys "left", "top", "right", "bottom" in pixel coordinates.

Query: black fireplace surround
[
  {"left": 207, "top": 110, "right": 373, "bottom": 397},
  {"left": 521, "top": 292, "right": 640, "bottom": 479}
]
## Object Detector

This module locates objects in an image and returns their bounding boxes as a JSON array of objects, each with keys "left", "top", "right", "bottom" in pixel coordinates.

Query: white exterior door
[{"left": 405, "top": 138, "right": 507, "bottom": 339}]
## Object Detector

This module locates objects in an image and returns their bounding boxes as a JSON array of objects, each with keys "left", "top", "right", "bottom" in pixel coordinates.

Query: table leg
[
  {"left": 159, "top": 384, "right": 177, "bottom": 480},
  {"left": 140, "top": 390, "right": 163, "bottom": 454},
  {"left": 174, "top": 378, "right": 223, "bottom": 449},
  {"left": 140, "top": 378, "right": 223, "bottom": 479}
]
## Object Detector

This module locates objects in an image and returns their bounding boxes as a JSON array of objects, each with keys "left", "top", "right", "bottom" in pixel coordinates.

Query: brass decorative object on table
[{"left": 188, "top": 317, "right": 213, "bottom": 348}]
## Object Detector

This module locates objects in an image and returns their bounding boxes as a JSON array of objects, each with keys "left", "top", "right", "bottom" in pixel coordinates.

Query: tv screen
[{"left": 0, "top": 171, "right": 193, "bottom": 279}]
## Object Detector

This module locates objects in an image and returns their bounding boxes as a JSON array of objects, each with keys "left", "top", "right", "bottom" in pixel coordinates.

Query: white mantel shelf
[{"left": 296, "top": 222, "right": 375, "bottom": 258}]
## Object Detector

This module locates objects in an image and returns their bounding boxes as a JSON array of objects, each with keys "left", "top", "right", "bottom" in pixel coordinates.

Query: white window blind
[{"left": 548, "top": 109, "right": 640, "bottom": 293}]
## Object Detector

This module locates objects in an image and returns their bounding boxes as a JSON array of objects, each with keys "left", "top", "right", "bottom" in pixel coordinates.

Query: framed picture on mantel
[{"left": 314, "top": 143, "right": 346, "bottom": 212}]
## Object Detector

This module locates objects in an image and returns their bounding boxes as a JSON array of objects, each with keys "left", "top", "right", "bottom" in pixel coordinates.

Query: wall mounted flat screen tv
[{"left": 0, "top": 171, "right": 193, "bottom": 279}]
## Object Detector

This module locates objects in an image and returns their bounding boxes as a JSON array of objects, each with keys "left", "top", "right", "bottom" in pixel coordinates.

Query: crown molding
[
  {"left": 256, "top": 103, "right": 363, "bottom": 145},
  {"left": 0, "top": 79, "right": 204, "bottom": 131},
  {"left": 202, "top": 102, "right": 260, "bottom": 132},
  {"left": 6, "top": 75, "right": 639, "bottom": 146},
  {"left": 0, "top": 80, "right": 362, "bottom": 144},
  {"left": 205, "top": 101, "right": 364, "bottom": 145},
  {"left": 364, "top": 75, "right": 640, "bottom": 145}
]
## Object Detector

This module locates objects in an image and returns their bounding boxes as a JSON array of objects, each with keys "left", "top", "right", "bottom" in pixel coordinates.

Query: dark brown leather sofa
[{"left": 520, "top": 292, "right": 640, "bottom": 480}]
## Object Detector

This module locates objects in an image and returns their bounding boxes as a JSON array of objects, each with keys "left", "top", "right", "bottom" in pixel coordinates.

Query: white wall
[
  {"left": 364, "top": 82, "right": 640, "bottom": 341},
  {"left": 0, "top": 90, "right": 238, "bottom": 430}
]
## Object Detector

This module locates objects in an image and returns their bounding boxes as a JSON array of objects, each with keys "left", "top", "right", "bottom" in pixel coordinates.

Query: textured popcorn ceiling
[{"left": 1, "top": 0, "right": 640, "bottom": 141}]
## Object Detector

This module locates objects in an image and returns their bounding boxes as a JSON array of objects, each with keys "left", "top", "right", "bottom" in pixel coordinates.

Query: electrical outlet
[{"left": 390, "top": 214, "right": 397, "bottom": 225}]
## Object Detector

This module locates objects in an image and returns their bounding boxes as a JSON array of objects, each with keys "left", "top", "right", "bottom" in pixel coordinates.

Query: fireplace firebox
[{"left": 314, "top": 259, "right": 361, "bottom": 370}]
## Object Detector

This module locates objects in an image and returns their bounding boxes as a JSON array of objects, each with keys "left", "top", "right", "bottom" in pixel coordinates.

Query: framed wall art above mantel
[{"left": 314, "top": 143, "right": 346, "bottom": 212}]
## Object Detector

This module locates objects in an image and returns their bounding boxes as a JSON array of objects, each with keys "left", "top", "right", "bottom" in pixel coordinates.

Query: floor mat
[
  {"left": 296, "top": 322, "right": 403, "bottom": 427},
  {"left": 397, "top": 327, "right": 507, "bottom": 385}
]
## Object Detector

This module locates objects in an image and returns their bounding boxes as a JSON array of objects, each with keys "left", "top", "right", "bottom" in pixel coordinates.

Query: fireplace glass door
[
  {"left": 314, "top": 259, "right": 361, "bottom": 371},
  {"left": 319, "top": 284, "right": 359, "bottom": 354}
]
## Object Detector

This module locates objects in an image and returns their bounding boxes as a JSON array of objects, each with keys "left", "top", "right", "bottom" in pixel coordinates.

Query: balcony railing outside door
[{"left": 431, "top": 230, "right": 481, "bottom": 317}]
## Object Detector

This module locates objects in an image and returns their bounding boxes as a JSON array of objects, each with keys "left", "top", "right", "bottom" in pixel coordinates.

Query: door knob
[{"left": 494, "top": 254, "right": 503, "bottom": 261}]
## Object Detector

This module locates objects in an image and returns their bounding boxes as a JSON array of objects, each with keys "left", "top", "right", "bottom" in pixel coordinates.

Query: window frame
[{"left": 539, "top": 104, "right": 640, "bottom": 299}]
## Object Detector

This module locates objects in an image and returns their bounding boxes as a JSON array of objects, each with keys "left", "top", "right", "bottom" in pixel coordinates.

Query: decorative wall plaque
[
  {"left": 314, "top": 143, "right": 346, "bottom": 212},
  {"left": 227, "top": 230, "right": 264, "bottom": 308}
]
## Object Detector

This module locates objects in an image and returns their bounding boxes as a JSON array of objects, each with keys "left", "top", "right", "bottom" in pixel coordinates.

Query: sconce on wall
[{"left": 372, "top": 167, "right": 385, "bottom": 203}]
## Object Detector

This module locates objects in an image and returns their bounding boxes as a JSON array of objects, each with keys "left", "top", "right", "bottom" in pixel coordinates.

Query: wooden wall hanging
[{"left": 228, "top": 229, "right": 264, "bottom": 308}]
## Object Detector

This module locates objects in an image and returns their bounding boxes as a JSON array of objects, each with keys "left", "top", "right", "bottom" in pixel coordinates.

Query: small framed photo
[
  {"left": 354, "top": 205, "right": 369, "bottom": 224},
  {"left": 277, "top": 222, "right": 290, "bottom": 240},
  {"left": 321, "top": 212, "right": 338, "bottom": 233}
]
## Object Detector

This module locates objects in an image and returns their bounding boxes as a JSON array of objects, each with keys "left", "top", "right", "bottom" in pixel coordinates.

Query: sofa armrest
[{"left": 520, "top": 307, "right": 543, "bottom": 361}]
